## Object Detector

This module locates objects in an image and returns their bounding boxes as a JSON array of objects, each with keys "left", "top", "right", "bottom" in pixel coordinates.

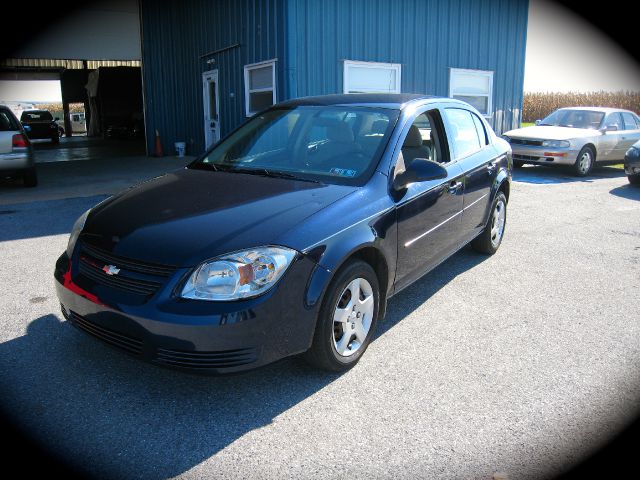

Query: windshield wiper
[
  {"left": 189, "top": 162, "right": 217, "bottom": 171},
  {"left": 211, "top": 165, "right": 320, "bottom": 183}
]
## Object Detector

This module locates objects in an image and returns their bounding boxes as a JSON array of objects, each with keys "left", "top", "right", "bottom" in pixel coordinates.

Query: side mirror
[
  {"left": 393, "top": 158, "right": 448, "bottom": 190},
  {"left": 600, "top": 125, "right": 618, "bottom": 133},
  {"left": 534, "top": 119, "right": 541, "bottom": 126}
]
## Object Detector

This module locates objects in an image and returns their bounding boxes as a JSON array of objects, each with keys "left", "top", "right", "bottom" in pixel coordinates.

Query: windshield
[
  {"left": 539, "top": 109, "right": 604, "bottom": 129},
  {"left": 20, "top": 111, "right": 53, "bottom": 122},
  {"left": 191, "top": 105, "right": 400, "bottom": 186}
]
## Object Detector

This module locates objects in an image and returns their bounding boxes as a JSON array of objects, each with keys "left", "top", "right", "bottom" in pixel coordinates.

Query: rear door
[
  {"left": 619, "top": 112, "right": 640, "bottom": 154},
  {"left": 443, "top": 107, "right": 498, "bottom": 243}
]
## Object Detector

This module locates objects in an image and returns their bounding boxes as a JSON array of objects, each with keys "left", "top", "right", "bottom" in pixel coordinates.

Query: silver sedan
[{"left": 503, "top": 107, "right": 640, "bottom": 176}]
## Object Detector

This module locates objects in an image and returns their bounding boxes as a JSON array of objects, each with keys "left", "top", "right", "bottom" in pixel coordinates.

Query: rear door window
[{"left": 621, "top": 112, "right": 639, "bottom": 130}]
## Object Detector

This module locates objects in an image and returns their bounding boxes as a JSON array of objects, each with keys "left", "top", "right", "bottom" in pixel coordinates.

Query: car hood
[
  {"left": 504, "top": 125, "right": 599, "bottom": 141},
  {"left": 81, "top": 168, "right": 356, "bottom": 267}
]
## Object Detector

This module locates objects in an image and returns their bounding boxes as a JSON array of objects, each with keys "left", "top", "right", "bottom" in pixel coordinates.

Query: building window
[
  {"left": 449, "top": 68, "right": 494, "bottom": 117},
  {"left": 244, "top": 60, "right": 277, "bottom": 117},
  {"left": 343, "top": 60, "right": 402, "bottom": 94}
]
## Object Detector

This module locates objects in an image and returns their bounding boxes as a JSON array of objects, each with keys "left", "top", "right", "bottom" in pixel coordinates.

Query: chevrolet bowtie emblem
[{"left": 102, "top": 265, "right": 120, "bottom": 276}]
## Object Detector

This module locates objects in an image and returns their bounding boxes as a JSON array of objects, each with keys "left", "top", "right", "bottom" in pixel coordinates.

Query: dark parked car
[
  {"left": 55, "top": 94, "right": 511, "bottom": 373},
  {"left": 20, "top": 109, "right": 61, "bottom": 144},
  {"left": 1, "top": 105, "right": 37, "bottom": 187},
  {"left": 625, "top": 140, "right": 640, "bottom": 185}
]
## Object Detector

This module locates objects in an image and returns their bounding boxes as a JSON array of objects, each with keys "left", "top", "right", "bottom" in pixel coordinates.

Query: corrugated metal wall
[
  {"left": 141, "top": 0, "right": 528, "bottom": 155},
  {"left": 286, "top": 0, "right": 528, "bottom": 133},
  {"left": 140, "top": 0, "right": 287, "bottom": 155}
]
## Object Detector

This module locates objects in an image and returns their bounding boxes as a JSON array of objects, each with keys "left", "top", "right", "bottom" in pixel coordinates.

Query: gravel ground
[{"left": 0, "top": 164, "right": 638, "bottom": 479}]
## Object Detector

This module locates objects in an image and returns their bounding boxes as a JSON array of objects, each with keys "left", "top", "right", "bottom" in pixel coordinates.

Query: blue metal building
[{"left": 140, "top": 0, "right": 529, "bottom": 156}]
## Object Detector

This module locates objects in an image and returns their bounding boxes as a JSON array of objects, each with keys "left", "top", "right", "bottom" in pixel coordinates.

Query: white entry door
[{"left": 203, "top": 70, "right": 220, "bottom": 149}]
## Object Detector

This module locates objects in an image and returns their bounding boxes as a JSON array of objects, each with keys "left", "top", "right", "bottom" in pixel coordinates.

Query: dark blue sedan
[{"left": 55, "top": 94, "right": 512, "bottom": 373}]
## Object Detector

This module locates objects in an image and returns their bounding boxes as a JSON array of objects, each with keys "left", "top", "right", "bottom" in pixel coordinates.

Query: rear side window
[
  {"left": 0, "top": 110, "right": 19, "bottom": 131},
  {"left": 444, "top": 108, "right": 482, "bottom": 159},
  {"left": 621, "top": 112, "right": 639, "bottom": 130}
]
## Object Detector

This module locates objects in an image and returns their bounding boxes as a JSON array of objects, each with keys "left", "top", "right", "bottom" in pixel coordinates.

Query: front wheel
[
  {"left": 628, "top": 175, "right": 640, "bottom": 186},
  {"left": 574, "top": 146, "right": 595, "bottom": 177},
  {"left": 304, "top": 261, "right": 380, "bottom": 372},
  {"left": 472, "top": 191, "right": 507, "bottom": 254}
]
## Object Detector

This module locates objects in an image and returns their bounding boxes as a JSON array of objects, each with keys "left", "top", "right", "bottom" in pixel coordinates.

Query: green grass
[{"left": 520, "top": 122, "right": 534, "bottom": 128}]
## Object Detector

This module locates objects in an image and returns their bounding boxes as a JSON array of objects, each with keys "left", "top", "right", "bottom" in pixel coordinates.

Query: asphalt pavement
[{"left": 0, "top": 163, "right": 638, "bottom": 479}]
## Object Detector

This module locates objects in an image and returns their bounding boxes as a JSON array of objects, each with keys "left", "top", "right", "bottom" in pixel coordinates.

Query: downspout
[{"left": 284, "top": 0, "right": 298, "bottom": 100}]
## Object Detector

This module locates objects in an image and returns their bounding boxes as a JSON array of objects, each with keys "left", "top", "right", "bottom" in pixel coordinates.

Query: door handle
[
  {"left": 486, "top": 162, "right": 496, "bottom": 173},
  {"left": 448, "top": 181, "right": 463, "bottom": 194}
]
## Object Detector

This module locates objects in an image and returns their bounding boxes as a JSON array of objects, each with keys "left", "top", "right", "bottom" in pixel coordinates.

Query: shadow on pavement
[
  {"left": 513, "top": 165, "right": 626, "bottom": 184},
  {"left": 0, "top": 248, "right": 487, "bottom": 479},
  {"left": 609, "top": 183, "right": 640, "bottom": 201},
  {"left": 0, "top": 196, "right": 107, "bottom": 242}
]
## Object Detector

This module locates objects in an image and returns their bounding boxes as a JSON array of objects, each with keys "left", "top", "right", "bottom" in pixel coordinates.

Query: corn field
[{"left": 522, "top": 91, "right": 640, "bottom": 123}]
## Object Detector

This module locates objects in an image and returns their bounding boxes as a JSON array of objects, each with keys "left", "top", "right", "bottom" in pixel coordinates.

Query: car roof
[
  {"left": 556, "top": 106, "right": 636, "bottom": 115},
  {"left": 276, "top": 93, "right": 443, "bottom": 110}
]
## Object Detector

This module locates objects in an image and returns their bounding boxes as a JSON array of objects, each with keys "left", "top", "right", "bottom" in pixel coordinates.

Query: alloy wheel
[
  {"left": 332, "top": 277, "right": 375, "bottom": 357},
  {"left": 490, "top": 198, "right": 506, "bottom": 248}
]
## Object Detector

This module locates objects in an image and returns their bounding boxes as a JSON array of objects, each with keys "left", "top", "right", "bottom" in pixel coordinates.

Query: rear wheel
[
  {"left": 304, "top": 261, "right": 380, "bottom": 372},
  {"left": 51, "top": 136, "right": 60, "bottom": 144},
  {"left": 23, "top": 168, "right": 38, "bottom": 188},
  {"left": 472, "top": 191, "right": 507, "bottom": 254},
  {"left": 574, "top": 146, "right": 595, "bottom": 176},
  {"left": 628, "top": 175, "right": 640, "bottom": 185}
]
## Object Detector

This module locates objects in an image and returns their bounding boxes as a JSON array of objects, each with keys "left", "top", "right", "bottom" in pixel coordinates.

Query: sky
[
  {"left": 0, "top": 0, "right": 639, "bottom": 102},
  {"left": 524, "top": 0, "right": 640, "bottom": 92}
]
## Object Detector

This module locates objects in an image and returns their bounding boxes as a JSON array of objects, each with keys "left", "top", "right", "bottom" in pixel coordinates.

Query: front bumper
[
  {"left": 624, "top": 159, "right": 640, "bottom": 176},
  {"left": 510, "top": 144, "right": 579, "bottom": 166},
  {"left": 54, "top": 252, "right": 322, "bottom": 374}
]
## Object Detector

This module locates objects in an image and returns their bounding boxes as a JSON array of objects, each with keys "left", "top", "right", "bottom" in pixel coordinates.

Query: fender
[
  {"left": 480, "top": 154, "right": 511, "bottom": 226},
  {"left": 302, "top": 206, "right": 397, "bottom": 310}
]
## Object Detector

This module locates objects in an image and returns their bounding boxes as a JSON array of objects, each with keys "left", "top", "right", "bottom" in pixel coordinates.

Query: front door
[
  {"left": 394, "top": 108, "right": 465, "bottom": 291},
  {"left": 202, "top": 70, "right": 220, "bottom": 150}
]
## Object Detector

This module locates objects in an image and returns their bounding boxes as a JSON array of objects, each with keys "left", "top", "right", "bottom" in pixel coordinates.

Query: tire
[
  {"left": 574, "top": 146, "right": 595, "bottom": 177},
  {"left": 628, "top": 175, "right": 640, "bottom": 185},
  {"left": 51, "top": 136, "right": 60, "bottom": 144},
  {"left": 472, "top": 191, "right": 507, "bottom": 254},
  {"left": 513, "top": 160, "right": 525, "bottom": 168},
  {"left": 23, "top": 168, "right": 38, "bottom": 188},
  {"left": 304, "top": 260, "right": 381, "bottom": 372}
]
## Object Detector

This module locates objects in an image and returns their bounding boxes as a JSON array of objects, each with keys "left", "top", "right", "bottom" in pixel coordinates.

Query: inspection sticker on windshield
[{"left": 329, "top": 167, "right": 357, "bottom": 177}]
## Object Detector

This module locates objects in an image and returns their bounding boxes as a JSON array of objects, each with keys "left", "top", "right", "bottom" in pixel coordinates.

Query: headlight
[
  {"left": 541, "top": 140, "right": 570, "bottom": 148},
  {"left": 626, "top": 147, "right": 640, "bottom": 159},
  {"left": 181, "top": 246, "right": 297, "bottom": 301},
  {"left": 66, "top": 209, "right": 91, "bottom": 257},
  {"left": 501, "top": 135, "right": 510, "bottom": 142}
]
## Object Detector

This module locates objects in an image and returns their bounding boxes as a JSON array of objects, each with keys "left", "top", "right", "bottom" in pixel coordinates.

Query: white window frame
[
  {"left": 343, "top": 60, "right": 402, "bottom": 94},
  {"left": 449, "top": 68, "right": 494, "bottom": 118},
  {"left": 244, "top": 59, "right": 277, "bottom": 117}
]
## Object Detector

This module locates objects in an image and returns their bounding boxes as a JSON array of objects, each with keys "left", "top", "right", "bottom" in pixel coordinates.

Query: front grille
[
  {"left": 78, "top": 242, "right": 176, "bottom": 296},
  {"left": 68, "top": 311, "right": 143, "bottom": 356},
  {"left": 509, "top": 138, "right": 543, "bottom": 147},
  {"left": 514, "top": 154, "right": 553, "bottom": 162},
  {"left": 155, "top": 347, "right": 258, "bottom": 369}
]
